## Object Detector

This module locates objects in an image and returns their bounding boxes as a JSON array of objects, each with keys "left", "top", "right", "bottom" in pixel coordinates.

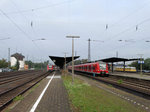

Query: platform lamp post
[{"left": 66, "top": 36, "right": 80, "bottom": 84}]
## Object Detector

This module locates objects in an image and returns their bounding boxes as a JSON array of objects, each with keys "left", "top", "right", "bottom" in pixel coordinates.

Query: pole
[
  {"left": 8, "top": 48, "right": 10, "bottom": 68},
  {"left": 63, "top": 52, "right": 68, "bottom": 75},
  {"left": 88, "top": 38, "right": 91, "bottom": 62},
  {"left": 75, "top": 51, "right": 77, "bottom": 56},
  {"left": 66, "top": 36, "right": 80, "bottom": 84},
  {"left": 65, "top": 53, "right": 66, "bottom": 72},
  {"left": 87, "top": 38, "right": 104, "bottom": 62},
  {"left": 72, "top": 38, "right": 74, "bottom": 84},
  {"left": 116, "top": 51, "right": 118, "bottom": 58},
  {"left": 41, "top": 59, "right": 42, "bottom": 70},
  {"left": 64, "top": 53, "right": 67, "bottom": 74},
  {"left": 140, "top": 56, "right": 142, "bottom": 75},
  {"left": 137, "top": 54, "right": 143, "bottom": 76},
  {"left": 116, "top": 51, "right": 118, "bottom": 65}
]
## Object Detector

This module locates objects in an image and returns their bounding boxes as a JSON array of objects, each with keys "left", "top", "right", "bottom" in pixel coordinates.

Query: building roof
[
  {"left": 49, "top": 56, "right": 80, "bottom": 69},
  {"left": 98, "top": 57, "right": 139, "bottom": 63},
  {"left": 11, "top": 53, "right": 25, "bottom": 60}
]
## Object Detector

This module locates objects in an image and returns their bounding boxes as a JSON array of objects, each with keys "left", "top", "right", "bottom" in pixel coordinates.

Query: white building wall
[
  {"left": 10, "top": 57, "right": 17, "bottom": 67},
  {"left": 11, "top": 57, "right": 25, "bottom": 70},
  {"left": 19, "top": 60, "right": 25, "bottom": 70}
]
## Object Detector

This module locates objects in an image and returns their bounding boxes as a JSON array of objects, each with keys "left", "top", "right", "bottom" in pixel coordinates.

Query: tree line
[
  {"left": 25, "top": 60, "right": 49, "bottom": 70},
  {"left": 0, "top": 59, "right": 49, "bottom": 70}
]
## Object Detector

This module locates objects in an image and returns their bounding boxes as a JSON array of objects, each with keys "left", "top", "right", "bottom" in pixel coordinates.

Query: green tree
[
  {"left": 0, "top": 59, "right": 8, "bottom": 68},
  {"left": 25, "top": 60, "right": 49, "bottom": 70},
  {"left": 16, "top": 60, "right": 20, "bottom": 70},
  {"left": 144, "top": 58, "right": 150, "bottom": 70},
  {"left": 11, "top": 60, "right": 20, "bottom": 70},
  {"left": 25, "top": 60, "right": 33, "bottom": 69}
]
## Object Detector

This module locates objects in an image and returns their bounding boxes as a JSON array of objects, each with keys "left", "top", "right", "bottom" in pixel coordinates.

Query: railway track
[
  {"left": 75, "top": 72, "right": 150, "bottom": 96},
  {"left": 0, "top": 71, "right": 42, "bottom": 85},
  {"left": 0, "top": 70, "right": 52, "bottom": 111},
  {"left": 0, "top": 70, "right": 36, "bottom": 78}
]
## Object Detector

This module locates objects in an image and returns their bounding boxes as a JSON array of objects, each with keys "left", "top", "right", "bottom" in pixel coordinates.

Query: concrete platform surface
[
  {"left": 35, "top": 73, "right": 71, "bottom": 112},
  {"left": 111, "top": 72, "right": 150, "bottom": 81},
  {"left": 8, "top": 71, "right": 71, "bottom": 112}
]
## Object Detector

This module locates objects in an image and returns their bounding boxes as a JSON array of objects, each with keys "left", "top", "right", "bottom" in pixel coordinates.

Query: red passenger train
[
  {"left": 68, "top": 61, "right": 109, "bottom": 76},
  {"left": 47, "top": 65, "right": 54, "bottom": 71}
]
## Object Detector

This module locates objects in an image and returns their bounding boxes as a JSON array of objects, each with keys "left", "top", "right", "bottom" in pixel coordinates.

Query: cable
[
  {"left": 98, "top": 0, "right": 150, "bottom": 40},
  {"left": 1, "top": 0, "right": 76, "bottom": 15},
  {"left": 0, "top": 8, "right": 44, "bottom": 55},
  {"left": 110, "top": 0, "right": 150, "bottom": 28},
  {"left": 102, "top": 16, "right": 150, "bottom": 46},
  {"left": 0, "top": 9, "right": 31, "bottom": 40},
  {"left": 9, "top": 0, "right": 40, "bottom": 39}
]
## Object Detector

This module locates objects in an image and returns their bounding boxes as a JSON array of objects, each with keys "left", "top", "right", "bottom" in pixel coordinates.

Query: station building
[{"left": 10, "top": 53, "right": 25, "bottom": 70}]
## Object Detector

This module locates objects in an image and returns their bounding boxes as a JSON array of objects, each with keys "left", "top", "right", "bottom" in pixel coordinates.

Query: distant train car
[
  {"left": 47, "top": 65, "right": 54, "bottom": 71},
  {"left": 68, "top": 61, "right": 109, "bottom": 76},
  {"left": 115, "top": 66, "right": 136, "bottom": 72}
]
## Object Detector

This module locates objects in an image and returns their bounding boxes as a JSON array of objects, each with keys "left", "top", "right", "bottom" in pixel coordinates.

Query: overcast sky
[{"left": 0, "top": 0, "right": 150, "bottom": 63}]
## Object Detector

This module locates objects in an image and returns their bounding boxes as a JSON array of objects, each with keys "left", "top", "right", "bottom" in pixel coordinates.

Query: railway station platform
[
  {"left": 110, "top": 72, "right": 150, "bottom": 81},
  {"left": 9, "top": 71, "right": 71, "bottom": 112}
]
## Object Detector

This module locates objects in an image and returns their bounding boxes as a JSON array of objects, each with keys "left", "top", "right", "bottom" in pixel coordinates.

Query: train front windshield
[{"left": 98, "top": 61, "right": 106, "bottom": 70}]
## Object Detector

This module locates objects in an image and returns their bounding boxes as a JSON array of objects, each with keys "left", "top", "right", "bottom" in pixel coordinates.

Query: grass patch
[
  {"left": 62, "top": 75, "right": 145, "bottom": 112},
  {"left": 117, "top": 79, "right": 123, "bottom": 84},
  {"left": 13, "top": 95, "right": 24, "bottom": 102}
]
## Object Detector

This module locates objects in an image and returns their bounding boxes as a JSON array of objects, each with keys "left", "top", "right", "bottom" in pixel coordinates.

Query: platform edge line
[{"left": 30, "top": 72, "right": 55, "bottom": 112}]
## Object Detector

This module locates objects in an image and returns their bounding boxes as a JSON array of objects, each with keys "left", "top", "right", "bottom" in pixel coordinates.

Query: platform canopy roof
[
  {"left": 49, "top": 56, "right": 80, "bottom": 69},
  {"left": 98, "top": 57, "right": 139, "bottom": 63}
]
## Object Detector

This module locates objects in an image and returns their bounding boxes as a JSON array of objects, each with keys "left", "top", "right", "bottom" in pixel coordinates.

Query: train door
[
  {"left": 93, "top": 64, "right": 96, "bottom": 73},
  {"left": 87, "top": 65, "right": 89, "bottom": 72}
]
